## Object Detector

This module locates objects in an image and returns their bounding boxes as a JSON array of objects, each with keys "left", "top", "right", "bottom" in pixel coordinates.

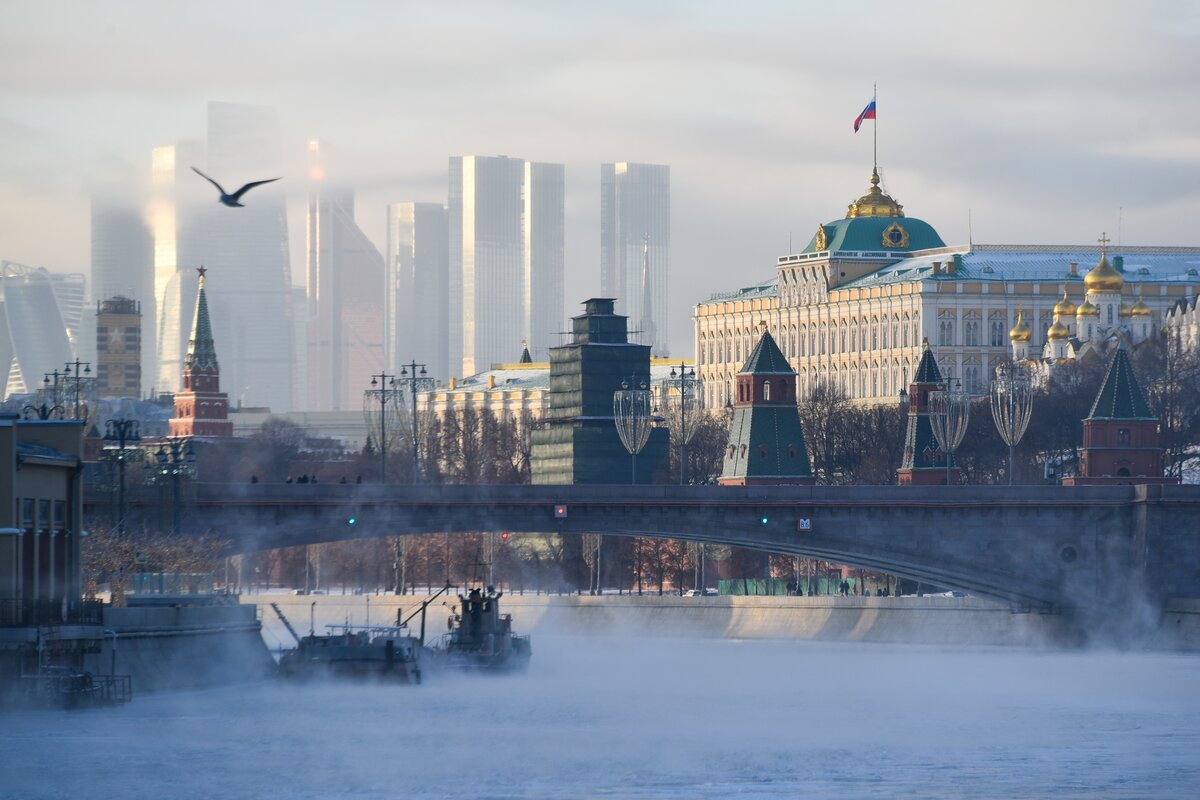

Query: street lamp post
[
  {"left": 613, "top": 378, "right": 653, "bottom": 485},
  {"left": 929, "top": 380, "right": 971, "bottom": 486},
  {"left": 367, "top": 372, "right": 397, "bottom": 483},
  {"left": 990, "top": 361, "right": 1034, "bottom": 486},
  {"left": 61, "top": 359, "right": 93, "bottom": 420},
  {"left": 154, "top": 438, "right": 196, "bottom": 534},
  {"left": 661, "top": 362, "right": 704, "bottom": 589},
  {"left": 103, "top": 418, "right": 141, "bottom": 534},
  {"left": 395, "top": 361, "right": 433, "bottom": 484}
]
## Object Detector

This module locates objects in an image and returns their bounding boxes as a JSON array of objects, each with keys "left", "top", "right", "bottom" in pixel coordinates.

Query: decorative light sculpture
[
  {"left": 613, "top": 378, "right": 653, "bottom": 485},
  {"left": 990, "top": 361, "right": 1033, "bottom": 486},
  {"left": 929, "top": 380, "right": 971, "bottom": 485}
]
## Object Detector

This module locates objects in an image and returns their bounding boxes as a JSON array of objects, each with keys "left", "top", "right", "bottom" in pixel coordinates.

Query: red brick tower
[
  {"left": 1063, "top": 346, "right": 1176, "bottom": 485},
  {"left": 169, "top": 267, "right": 232, "bottom": 437}
]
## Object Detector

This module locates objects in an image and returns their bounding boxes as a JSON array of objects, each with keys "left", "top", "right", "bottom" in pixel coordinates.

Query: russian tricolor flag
[{"left": 853, "top": 97, "right": 876, "bottom": 133}]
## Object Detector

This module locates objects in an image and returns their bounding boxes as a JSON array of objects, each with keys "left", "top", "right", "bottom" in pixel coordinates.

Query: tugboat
[
  {"left": 430, "top": 586, "right": 531, "bottom": 672},
  {"left": 275, "top": 603, "right": 422, "bottom": 684}
]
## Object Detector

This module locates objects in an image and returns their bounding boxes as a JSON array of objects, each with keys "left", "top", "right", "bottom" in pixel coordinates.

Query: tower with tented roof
[{"left": 169, "top": 267, "right": 232, "bottom": 437}]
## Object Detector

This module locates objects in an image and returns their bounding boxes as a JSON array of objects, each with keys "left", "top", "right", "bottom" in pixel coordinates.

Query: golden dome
[
  {"left": 1077, "top": 298, "right": 1099, "bottom": 317},
  {"left": 1084, "top": 252, "right": 1124, "bottom": 292},
  {"left": 1047, "top": 315, "right": 1070, "bottom": 340},
  {"left": 1009, "top": 308, "right": 1032, "bottom": 343},
  {"left": 1053, "top": 289, "right": 1077, "bottom": 317},
  {"left": 846, "top": 168, "right": 905, "bottom": 219},
  {"left": 1131, "top": 297, "right": 1152, "bottom": 317},
  {"left": 1119, "top": 302, "right": 1133, "bottom": 318}
]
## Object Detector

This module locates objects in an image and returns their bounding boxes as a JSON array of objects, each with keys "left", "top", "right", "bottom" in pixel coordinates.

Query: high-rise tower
[
  {"left": 169, "top": 268, "right": 231, "bottom": 438},
  {"left": 305, "top": 139, "right": 385, "bottom": 411},
  {"left": 449, "top": 155, "right": 564, "bottom": 377},
  {"left": 204, "top": 102, "right": 294, "bottom": 411},
  {"left": 386, "top": 202, "right": 448, "bottom": 379},
  {"left": 601, "top": 162, "right": 670, "bottom": 355},
  {"left": 150, "top": 141, "right": 206, "bottom": 395},
  {"left": 91, "top": 187, "right": 153, "bottom": 388},
  {"left": 96, "top": 297, "right": 142, "bottom": 398}
]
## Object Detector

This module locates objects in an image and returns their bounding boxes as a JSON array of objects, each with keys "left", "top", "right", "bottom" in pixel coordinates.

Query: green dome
[{"left": 803, "top": 215, "right": 945, "bottom": 255}]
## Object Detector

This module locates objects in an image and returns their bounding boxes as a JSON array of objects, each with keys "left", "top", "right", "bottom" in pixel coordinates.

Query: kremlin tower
[
  {"left": 896, "top": 340, "right": 958, "bottom": 485},
  {"left": 169, "top": 267, "right": 232, "bottom": 437}
]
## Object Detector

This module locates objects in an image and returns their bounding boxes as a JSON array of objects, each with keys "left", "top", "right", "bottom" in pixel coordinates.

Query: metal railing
[
  {"left": 22, "top": 670, "right": 132, "bottom": 709},
  {"left": 0, "top": 599, "right": 104, "bottom": 627}
]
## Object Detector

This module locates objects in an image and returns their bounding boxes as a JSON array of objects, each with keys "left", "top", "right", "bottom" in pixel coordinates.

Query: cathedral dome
[
  {"left": 1084, "top": 252, "right": 1125, "bottom": 292},
  {"left": 1009, "top": 309, "right": 1032, "bottom": 343},
  {"left": 803, "top": 168, "right": 944, "bottom": 254},
  {"left": 1077, "top": 298, "right": 1100, "bottom": 317},
  {"left": 1131, "top": 296, "right": 1152, "bottom": 317},
  {"left": 1047, "top": 316, "right": 1070, "bottom": 340},
  {"left": 1053, "top": 290, "right": 1077, "bottom": 317},
  {"left": 1119, "top": 302, "right": 1134, "bottom": 318}
]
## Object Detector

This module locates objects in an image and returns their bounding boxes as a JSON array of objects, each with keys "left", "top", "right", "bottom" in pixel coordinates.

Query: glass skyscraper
[
  {"left": 449, "top": 155, "right": 564, "bottom": 377},
  {"left": 386, "top": 201, "right": 448, "bottom": 380},
  {"left": 305, "top": 139, "right": 386, "bottom": 411},
  {"left": 91, "top": 188, "right": 153, "bottom": 390},
  {"left": 601, "top": 162, "right": 670, "bottom": 356}
]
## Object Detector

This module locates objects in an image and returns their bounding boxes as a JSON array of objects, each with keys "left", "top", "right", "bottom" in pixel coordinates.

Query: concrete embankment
[
  {"left": 254, "top": 594, "right": 1059, "bottom": 649},
  {"left": 86, "top": 603, "right": 276, "bottom": 693}
]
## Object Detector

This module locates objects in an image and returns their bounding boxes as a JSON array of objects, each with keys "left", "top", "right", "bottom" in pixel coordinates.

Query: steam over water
[{"left": 4, "top": 637, "right": 1198, "bottom": 798}]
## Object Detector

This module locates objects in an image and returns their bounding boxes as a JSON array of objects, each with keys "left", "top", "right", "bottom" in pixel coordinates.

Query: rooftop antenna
[
  {"left": 1118, "top": 206, "right": 1123, "bottom": 247},
  {"left": 874, "top": 81, "right": 878, "bottom": 172},
  {"left": 968, "top": 208, "right": 973, "bottom": 250}
]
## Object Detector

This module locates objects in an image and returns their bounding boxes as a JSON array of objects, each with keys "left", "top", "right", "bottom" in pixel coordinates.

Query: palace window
[
  {"left": 964, "top": 320, "right": 980, "bottom": 347},
  {"left": 763, "top": 381, "right": 771, "bottom": 401},
  {"left": 938, "top": 319, "right": 955, "bottom": 346},
  {"left": 990, "top": 320, "right": 1005, "bottom": 347}
]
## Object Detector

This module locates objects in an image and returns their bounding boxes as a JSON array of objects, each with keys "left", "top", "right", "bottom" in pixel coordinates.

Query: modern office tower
[
  {"left": 203, "top": 101, "right": 294, "bottom": 411},
  {"left": 600, "top": 162, "right": 671, "bottom": 356},
  {"left": 91, "top": 190, "right": 153, "bottom": 385},
  {"left": 305, "top": 140, "right": 385, "bottom": 411},
  {"left": 0, "top": 262, "right": 73, "bottom": 398},
  {"left": 290, "top": 286, "right": 307, "bottom": 411},
  {"left": 387, "top": 202, "right": 448, "bottom": 379},
  {"left": 96, "top": 297, "right": 142, "bottom": 398},
  {"left": 48, "top": 272, "right": 88, "bottom": 359},
  {"left": 524, "top": 162, "right": 565, "bottom": 362},
  {"left": 150, "top": 141, "right": 206, "bottom": 396},
  {"left": 449, "top": 155, "right": 564, "bottom": 377}
]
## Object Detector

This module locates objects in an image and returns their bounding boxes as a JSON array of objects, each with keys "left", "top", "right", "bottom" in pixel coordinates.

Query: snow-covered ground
[{"left": 3, "top": 637, "right": 1198, "bottom": 799}]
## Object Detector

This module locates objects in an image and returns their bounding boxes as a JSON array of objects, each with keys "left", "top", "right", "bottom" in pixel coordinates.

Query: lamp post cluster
[
  {"left": 990, "top": 361, "right": 1034, "bottom": 485},
  {"left": 659, "top": 362, "right": 706, "bottom": 591},
  {"left": 929, "top": 379, "right": 971, "bottom": 485},
  {"left": 102, "top": 418, "right": 142, "bottom": 534},
  {"left": 145, "top": 437, "right": 195, "bottom": 535}
]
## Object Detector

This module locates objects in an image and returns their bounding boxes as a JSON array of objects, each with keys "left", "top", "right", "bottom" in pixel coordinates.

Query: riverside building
[{"left": 694, "top": 168, "right": 1200, "bottom": 406}]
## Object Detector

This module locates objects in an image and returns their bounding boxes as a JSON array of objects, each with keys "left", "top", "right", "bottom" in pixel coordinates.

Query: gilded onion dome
[
  {"left": 846, "top": 168, "right": 905, "bottom": 219},
  {"left": 1077, "top": 298, "right": 1100, "bottom": 317},
  {"left": 1119, "top": 302, "right": 1134, "bottom": 318},
  {"left": 1084, "top": 251, "right": 1125, "bottom": 292},
  {"left": 1009, "top": 308, "right": 1032, "bottom": 343},
  {"left": 1053, "top": 289, "right": 1077, "bottom": 317},
  {"left": 1047, "top": 315, "right": 1070, "bottom": 340},
  {"left": 1131, "top": 288, "right": 1152, "bottom": 317}
]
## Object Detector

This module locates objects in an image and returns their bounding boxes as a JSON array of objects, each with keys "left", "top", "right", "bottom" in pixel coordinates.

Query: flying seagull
[{"left": 192, "top": 167, "right": 281, "bottom": 207}]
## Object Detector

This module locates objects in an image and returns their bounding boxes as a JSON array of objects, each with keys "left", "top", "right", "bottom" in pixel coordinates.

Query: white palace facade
[{"left": 694, "top": 169, "right": 1200, "bottom": 406}]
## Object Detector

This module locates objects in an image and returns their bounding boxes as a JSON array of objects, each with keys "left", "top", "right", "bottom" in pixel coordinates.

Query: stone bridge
[{"left": 97, "top": 482, "right": 1200, "bottom": 619}]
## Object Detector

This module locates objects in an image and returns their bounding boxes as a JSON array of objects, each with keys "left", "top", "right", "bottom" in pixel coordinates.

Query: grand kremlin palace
[{"left": 693, "top": 168, "right": 1200, "bottom": 406}]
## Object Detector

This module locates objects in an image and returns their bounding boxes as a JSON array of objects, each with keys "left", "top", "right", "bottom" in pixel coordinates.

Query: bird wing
[
  {"left": 191, "top": 167, "right": 228, "bottom": 196},
  {"left": 230, "top": 177, "right": 282, "bottom": 201}
]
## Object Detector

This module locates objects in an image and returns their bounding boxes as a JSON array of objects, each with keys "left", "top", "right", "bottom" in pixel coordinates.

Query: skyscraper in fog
[
  {"left": 91, "top": 189, "right": 153, "bottom": 391},
  {"left": 150, "top": 141, "right": 205, "bottom": 395},
  {"left": 0, "top": 262, "right": 74, "bottom": 397},
  {"left": 449, "top": 155, "right": 564, "bottom": 377},
  {"left": 601, "top": 162, "right": 670, "bottom": 355},
  {"left": 204, "top": 101, "right": 294, "bottom": 411},
  {"left": 387, "top": 202, "right": 448, "bottom": 379},
  {"left": 524, "top": 162, "right": 565, "bottom": 363},
  {"left": 305, "top": 139, "right": 385, "bottom": 411}
]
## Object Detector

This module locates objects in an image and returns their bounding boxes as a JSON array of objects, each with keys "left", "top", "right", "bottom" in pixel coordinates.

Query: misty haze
[{"left": 3, "top": 2, "right": 1200, "bottom": 799}]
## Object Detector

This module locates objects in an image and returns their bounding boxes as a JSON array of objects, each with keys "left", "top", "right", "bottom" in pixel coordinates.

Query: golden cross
[{"left": 1097, "top": 232, "right": 1111, "bottom": 251}]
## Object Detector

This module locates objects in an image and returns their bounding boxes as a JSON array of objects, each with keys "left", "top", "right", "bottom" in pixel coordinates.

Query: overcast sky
[{"left": 2, "top": 0, "right": 1199, "bottom": 355}]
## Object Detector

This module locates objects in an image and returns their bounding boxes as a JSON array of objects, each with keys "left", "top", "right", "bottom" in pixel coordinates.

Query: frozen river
[{"left": 3, "top": 636, "right": 1199, "bottom": 799}]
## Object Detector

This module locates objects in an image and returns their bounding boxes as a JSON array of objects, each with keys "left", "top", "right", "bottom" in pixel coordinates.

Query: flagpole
[{"left": 873, "top": 81, "right": 878, "bottom": 171}]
